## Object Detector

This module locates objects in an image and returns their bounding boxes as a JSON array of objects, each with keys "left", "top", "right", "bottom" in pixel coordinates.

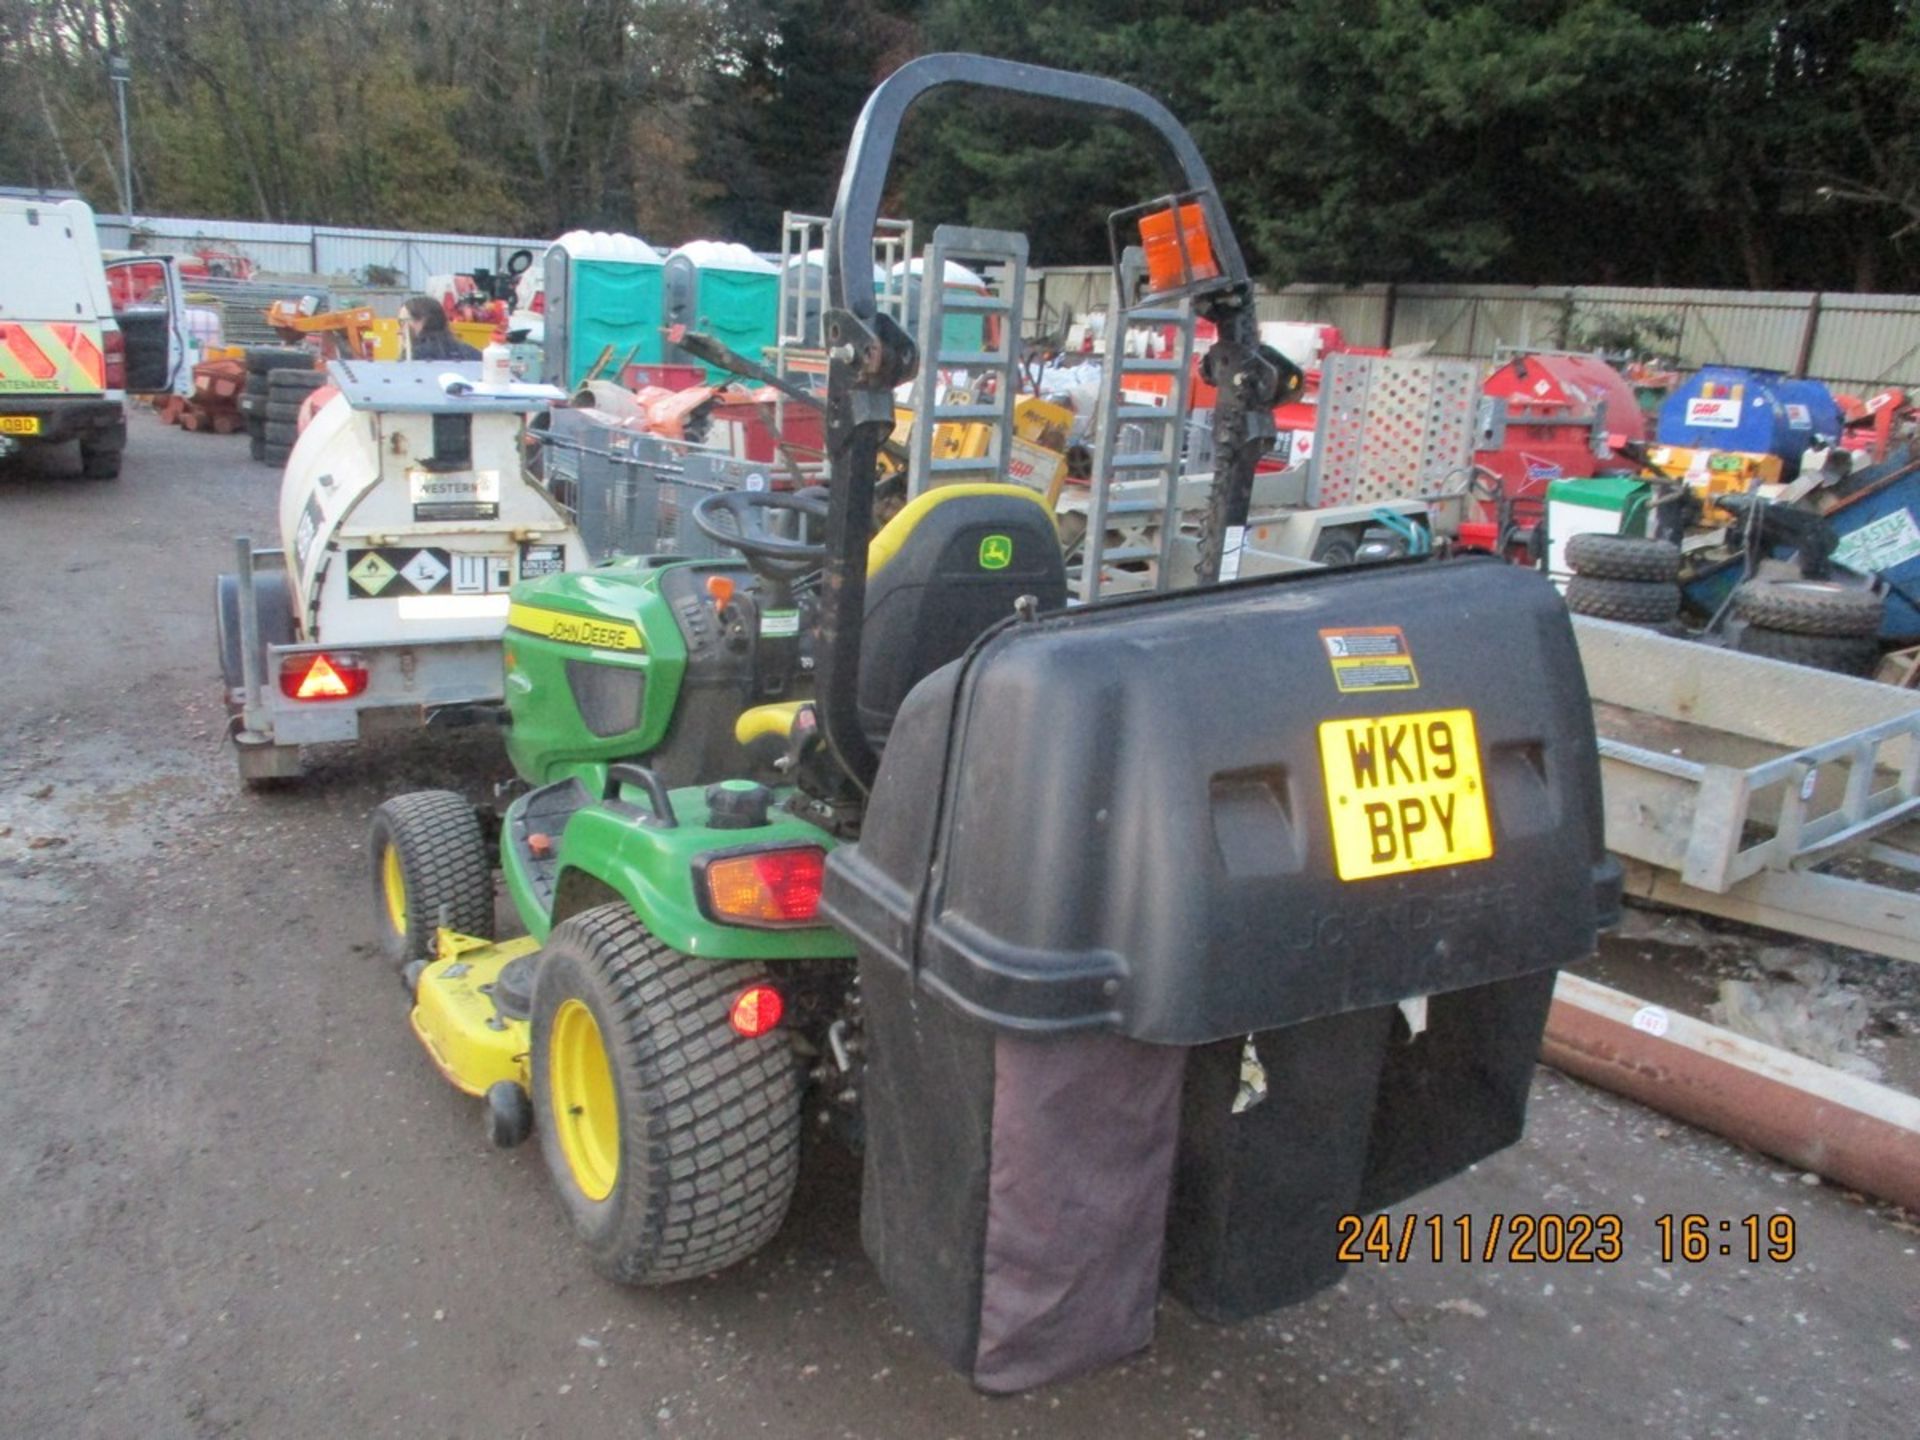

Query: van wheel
[
  {"left": 367, "top": 791, "right": 495, "bottom": 966},
  {"left": 78, "top": 441, "right": 122, "bottom": 480},
  {"left": 531, "top": 905, "right": 800, "bottom": 1284}
]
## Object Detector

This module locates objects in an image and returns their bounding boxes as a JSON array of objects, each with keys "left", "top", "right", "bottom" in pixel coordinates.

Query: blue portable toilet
[
  {"left": 541, "top": 230, "right": 666, "bottom": 390},
  {"left": 1657, "top": 366, "right": 1842, "bottom": 471}
]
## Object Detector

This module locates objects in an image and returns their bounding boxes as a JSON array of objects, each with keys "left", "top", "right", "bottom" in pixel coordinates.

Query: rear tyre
[
  {"left": 531, "top": 905, "right": 801, "bottom": 1284},
  {"left": 78, "top": 440, "right": 122, "bottom": 480},
  {"left": 367, "top": 791, "right": 494, "bottom": 967},
  {"left": 1731, "top": 580, "right": 1883, "bottom": 638},
  {"left": 1565, "top": 575, "right": 1679, "bottom": 624},
  {"left": 1733, "top": 625, "right": 1880, "bottom": 677},
  {"left": 1566, "top": 533, "right": 1680, "bottom": 583}
]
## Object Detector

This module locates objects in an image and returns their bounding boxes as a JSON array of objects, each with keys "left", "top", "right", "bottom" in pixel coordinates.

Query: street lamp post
[{"left": 107, "top": 52, "right": 132, "bottom": 221}]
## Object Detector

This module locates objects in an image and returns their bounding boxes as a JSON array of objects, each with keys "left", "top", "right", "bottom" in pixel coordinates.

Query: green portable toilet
[
  {"left": 541, "top": 231, "right": 666, "bottom": 390},
  {"left": 663, "top": 241, "right": 780, "bottom": 380},
  {"left": 891, "top": 257, "right": 990, "bottom": 357}
]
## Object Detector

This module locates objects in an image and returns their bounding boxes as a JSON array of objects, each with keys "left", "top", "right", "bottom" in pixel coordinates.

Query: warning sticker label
[
  {"left": 1320, "top": 626, "right": 1420, "bottom": 693},
  {"left": 346, "top": 548, "right": 515, "bottom": 599}
]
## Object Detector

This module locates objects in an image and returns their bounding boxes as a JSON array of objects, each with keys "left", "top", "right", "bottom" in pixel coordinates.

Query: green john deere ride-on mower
[{"left": 369, "top": 54, "right": 1620, "bottom": 1391}]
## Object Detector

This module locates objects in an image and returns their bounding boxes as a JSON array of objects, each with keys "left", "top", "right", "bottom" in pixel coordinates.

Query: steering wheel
[{"left": 691, "top": 489, "right": 829, "bottom": 578}]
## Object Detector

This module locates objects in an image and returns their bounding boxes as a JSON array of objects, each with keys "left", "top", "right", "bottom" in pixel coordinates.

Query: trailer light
[
  {"left": 281, "top": 652, "right": 370, "bottom": 701},
  {"left": 729, "top": 984, "right": 785, "bottom": 1039},
  {"left": 701, "top": 847, "right": 826, "bottom": 927}
]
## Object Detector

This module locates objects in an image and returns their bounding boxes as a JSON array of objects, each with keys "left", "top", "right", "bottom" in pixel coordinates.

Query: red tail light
[
  {"left": 280, "top": 652, "right": 370, "bottom": 701},
  {"left": 701, "top": 847, "right": 826, "bottom": 927},
  {"left": 531, "top": 291, "right": 546, "bottom": 315},
  {"left": 102, "top": 327, "right": 127, "bottom": 390},
  {"left": 729, "top": 984, "right": 785, "bottom": 1038}
]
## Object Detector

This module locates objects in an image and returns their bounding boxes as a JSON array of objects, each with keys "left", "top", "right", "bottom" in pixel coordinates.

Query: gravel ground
[{"left": 0, "top": 412, "right": 1914, "bottom": 1440}]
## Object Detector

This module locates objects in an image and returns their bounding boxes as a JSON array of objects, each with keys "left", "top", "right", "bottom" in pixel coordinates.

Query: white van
[{"left": 0, "top": 194, "right": 185, "bottom": 478}]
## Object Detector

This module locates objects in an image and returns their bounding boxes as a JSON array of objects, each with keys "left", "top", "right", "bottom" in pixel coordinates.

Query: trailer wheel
[
  {"left": 1731, "top": 580, "right": 1883, "bottom": 638},
  {"left": 367, "top": 791, "right": 495, "bottom": 967},
  {"left": 1733, "top": 625, "right": 1880, "bottom": 676},
  {"left": 1310, "top": 529, "right": 1359, "bottom": 567},
  {"left": 1565, "top": 575, "right": 1679, "bottom": 624},
  {"left": 531, "top": 905, "right": 800, "bottom": 1285},
  {"left": 1565, "top": 533, "right": 1680, "bottom": 583}
]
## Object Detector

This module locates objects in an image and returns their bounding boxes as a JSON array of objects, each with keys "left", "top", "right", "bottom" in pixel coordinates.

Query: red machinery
[
  {"left": 1835, "top": 387, "right": 1915, "bottom": 465},
  {"left": 1463, "top": 352, "right": 1648, "bottom": 554}
]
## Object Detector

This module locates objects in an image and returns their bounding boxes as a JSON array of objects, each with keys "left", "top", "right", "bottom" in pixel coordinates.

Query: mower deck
[{"left": 410, "top": 930, "right": 539, "bottom": 1097}]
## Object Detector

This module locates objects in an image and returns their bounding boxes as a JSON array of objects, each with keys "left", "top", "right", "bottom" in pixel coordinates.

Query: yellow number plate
[
  {"left": 0, "top": 416, "right": 41, "bottom": 435},
  {"left": 1317, "top": 708, "right": 1494, "bottom": 881}
]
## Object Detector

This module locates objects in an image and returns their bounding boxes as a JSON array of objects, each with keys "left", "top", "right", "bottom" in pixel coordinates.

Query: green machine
[
  {"left": 663, "top": 241, "right": 780, "bottom": 381},
  {"left": 369, "top": 52, "right": 1618, "bottom": 1394},
  {"left": 540, "top": 230, "right": 666, "bottom": 389}
]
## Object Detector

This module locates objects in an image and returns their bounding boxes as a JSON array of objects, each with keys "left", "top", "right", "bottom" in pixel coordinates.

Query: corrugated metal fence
[
  {"left": 1026, "top": 268, "right": 1920, "bottom": 395},
  {"left": 95, "top": 213, "right": 546, "bottom": 290}
]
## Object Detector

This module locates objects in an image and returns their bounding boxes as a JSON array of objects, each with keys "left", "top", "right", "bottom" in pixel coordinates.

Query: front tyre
[
  {"left": 531, "top": 905, "right": 801, "bottom": 1284},
  {"left": 367, "top": 791, "right": 494, "bottom": 966}
]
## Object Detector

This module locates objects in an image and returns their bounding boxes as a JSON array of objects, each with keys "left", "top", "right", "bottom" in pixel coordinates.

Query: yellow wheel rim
[
  {"left": 550, "top": 998, "right": 620, "bottom": 1202},
  {"left": 380, "top": 843, "right": 407, "bottom": 935}
]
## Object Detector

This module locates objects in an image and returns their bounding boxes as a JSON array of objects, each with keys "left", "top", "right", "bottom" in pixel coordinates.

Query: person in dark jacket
[{"left": 400, "top": 296, "right": 482, "bottom": 362}]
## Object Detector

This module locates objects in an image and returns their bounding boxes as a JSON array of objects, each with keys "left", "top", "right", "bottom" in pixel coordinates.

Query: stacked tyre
[
  {"left": 1730, "top": 580, "right": 1883, "bottom": 677},
  {"left": 263, "top": 366, "right": 328, "bottom": 468},
  {"left": 241, "top": 347, "right": 311, "bottom": 465},
  {"left": 1563, "top": 534, "right": 1682, "bottom": 626}
]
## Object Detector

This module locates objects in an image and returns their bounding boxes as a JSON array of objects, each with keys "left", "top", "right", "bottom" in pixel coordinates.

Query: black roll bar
[{"left": 817, "top": 53, "right": 1280, "bottom": 791}]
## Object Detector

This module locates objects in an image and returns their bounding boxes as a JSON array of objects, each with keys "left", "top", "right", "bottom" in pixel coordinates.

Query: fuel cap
[{"left": 705, "top": 780, "right": 772, "bottom": 829}]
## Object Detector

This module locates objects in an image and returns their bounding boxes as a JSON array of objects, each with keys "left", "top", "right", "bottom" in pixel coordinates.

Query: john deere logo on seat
[{"left": 979, "top": 534, "right": 1013, "bottom": 570}]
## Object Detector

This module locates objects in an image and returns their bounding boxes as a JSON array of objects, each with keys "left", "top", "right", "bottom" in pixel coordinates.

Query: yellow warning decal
[
  {"left": 1319, "top": 625, "right": 1420, "bottom": 693},
  {"left": 506, "top": 602, "right": 643, "bottom": 652}
]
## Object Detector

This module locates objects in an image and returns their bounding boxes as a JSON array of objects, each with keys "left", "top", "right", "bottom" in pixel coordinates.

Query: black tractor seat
[{"left": 735, "top": 483, "right": 1066, "bottom": 754}]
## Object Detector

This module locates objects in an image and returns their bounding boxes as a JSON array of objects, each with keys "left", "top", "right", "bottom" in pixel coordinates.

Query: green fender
[{"left": 511, "top": 781, "right": 855, "bottom": 963}]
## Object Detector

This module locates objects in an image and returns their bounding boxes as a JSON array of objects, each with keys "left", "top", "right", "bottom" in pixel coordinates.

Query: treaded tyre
[
  {"left": 265, "top": 400, "right": 307, "bottom": 423},
  {"left": 1731, "top": 580, "right": 1883, "bottom": 638},
  {"left": 367, "top": 791, "right": 494, "bottom": 966},
  {"left": 268, "top": 367, "right": 328, "bottom": 392},
  {"left": 1566, "top": 533, "right": 1681, "bottom": 583},
  {"left": 249, "top": 430, "right": 267, "bottom": 462},
  {"left": 1734, "top": 625, "right": 1880, "bottom": 677},
  {"left": 264, "top": 419, "right": 299, "bottom": 446},
  {"left": 78, "top": 441, "right": 122, "bottom": 480},
  {"left": 262, "top": 443, "right": 292, "bottom": 467},
  {"left": 1565, "top": 575, "right": 1679, "bottom": 624},
  {"left": 531, "top": 904, "right": 801, "bottom": 1285},
  {"left": 245, "top": 346, "right": 313, "bottom": 375}
]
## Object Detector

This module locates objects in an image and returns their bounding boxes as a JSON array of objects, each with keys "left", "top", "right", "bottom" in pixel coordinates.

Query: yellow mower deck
[{"left": 409, "top": 929, "right": 539, "bottom": 1096}]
